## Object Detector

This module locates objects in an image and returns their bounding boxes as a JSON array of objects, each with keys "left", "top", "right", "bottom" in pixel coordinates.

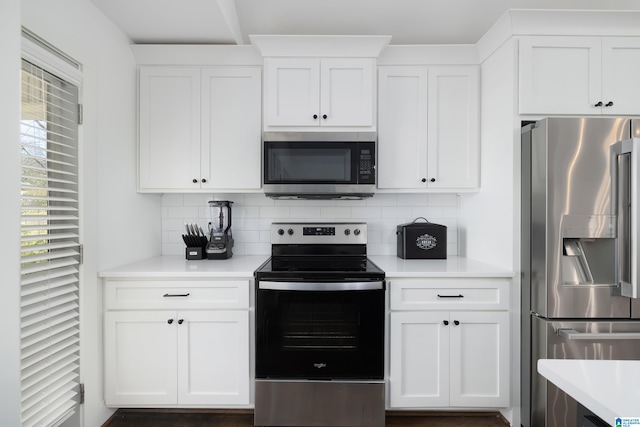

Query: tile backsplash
[{"left": 161, "top": 193, "right": 459, "bottom": 257}]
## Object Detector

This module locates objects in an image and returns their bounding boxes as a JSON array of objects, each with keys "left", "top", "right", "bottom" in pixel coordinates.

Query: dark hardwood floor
[{"left": 103, "top": 410, "right": 510, "bottom": 427}]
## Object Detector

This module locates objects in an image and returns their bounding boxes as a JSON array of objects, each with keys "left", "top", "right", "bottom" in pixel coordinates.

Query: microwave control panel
[{"left": 358, "top": 144, "right": 375, "bottom": 183}]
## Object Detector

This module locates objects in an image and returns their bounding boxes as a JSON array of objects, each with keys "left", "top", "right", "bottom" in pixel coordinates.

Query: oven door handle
[
  {"left": 557, "top": 328, "right": 640, "bottom": 340},
  {"left": 258, "top": 281, "right": 384, "bottom": 291}
]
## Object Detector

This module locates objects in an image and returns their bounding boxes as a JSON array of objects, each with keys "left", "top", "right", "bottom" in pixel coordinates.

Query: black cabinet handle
[
  {"left": 430, "top": 178, "right": 436, "bottom": 183},
  {"left": 178, "top": 319, "right": 184, "bottom": 325},
  {"left": 421, "top": 178, "right": 427, "bottom": 183},
  {"left": 167, "top": 319, "right": 174, "bottom": 324},
  {"left": 454, "top": 320, "right": 460, "bottom": 326},
  {"left": 313, "top": 114, "right": 318, "bottom": 119},
  {"left": 437, "top": 294, "right": 464, "bottom": 298},
  {"left": 163, "top": 293, "right": 190, "bottom": 297},
  {"left": 594, "top": 101, "right": 603, "bottom": 107},
  {"left": 201, "top": 178, "right": 207, "bottom": 183},
  {"left": 322, "top": 114, "right": 327, "bottom": 119},
  {"left": 605, "top": 101, "right": 614, "bottom": 107},
  {"left": 443, "top": 320, "right": 449, "bottom": 326},
  {"left": 192, "top": 179, "right": 198, "bottom": 184}
]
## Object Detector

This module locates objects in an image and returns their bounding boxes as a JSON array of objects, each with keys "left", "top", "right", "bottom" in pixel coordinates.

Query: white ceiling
[{"left": 90, "top": 0, "right": 640, "bottom": 45}]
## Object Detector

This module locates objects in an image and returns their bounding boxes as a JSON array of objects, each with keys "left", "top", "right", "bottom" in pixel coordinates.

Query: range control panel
[{"left": 272, "top": 223, "right": 367, "bottom": 245}]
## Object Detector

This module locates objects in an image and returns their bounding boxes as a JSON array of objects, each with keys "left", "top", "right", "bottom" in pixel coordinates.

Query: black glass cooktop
[{"left": 254, "top": 256, "right": 385, "bottom": 281}]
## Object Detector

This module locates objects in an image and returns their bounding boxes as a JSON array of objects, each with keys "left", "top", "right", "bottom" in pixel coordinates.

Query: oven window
[
  {"left": 265, "top": 143, "right": 354, "bottom": 183},
  {"left": 256, "top": 287, "right": 384, "bottom": 380},
  {"left": 281, "top": 301, "right": 359, "bottom": 351}
]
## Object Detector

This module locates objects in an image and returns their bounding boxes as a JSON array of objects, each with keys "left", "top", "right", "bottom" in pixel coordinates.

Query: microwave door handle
[{"left": 557, "top": 328, "right": 640, "bottom": 340}]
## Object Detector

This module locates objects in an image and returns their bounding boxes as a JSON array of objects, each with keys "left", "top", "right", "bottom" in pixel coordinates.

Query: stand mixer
[{"left": 206, "top": 200, "right": 234, "bottom": 259}]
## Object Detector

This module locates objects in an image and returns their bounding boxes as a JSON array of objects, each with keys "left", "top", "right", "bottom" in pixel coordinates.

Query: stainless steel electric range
[{"left": 253, "top": 222, "right": 385, "bottom": 427}]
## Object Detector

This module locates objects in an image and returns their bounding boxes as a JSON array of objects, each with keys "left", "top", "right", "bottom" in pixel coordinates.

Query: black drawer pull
[
  {"left": 163, "top": 293, "right": 190, "bottom": 297},
  {"left": 437, "top": 294, "right": 464, "bottom": 298}
]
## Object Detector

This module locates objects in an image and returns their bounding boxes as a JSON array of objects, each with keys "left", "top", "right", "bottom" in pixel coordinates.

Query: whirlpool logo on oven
[
  {"left": 416, "top": 233, "right": 437, "bottom": 250},
  {"left": 313, "top": 363, "right": 327, "bottom": 369}
]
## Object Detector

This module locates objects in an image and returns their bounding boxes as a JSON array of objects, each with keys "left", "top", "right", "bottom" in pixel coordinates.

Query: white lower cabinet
[
  {"left": 103, "top": 279, "right": 250, "bottom": 407},
  {"left": 388, "top": 279, "right": 510, "bottom": 409}
]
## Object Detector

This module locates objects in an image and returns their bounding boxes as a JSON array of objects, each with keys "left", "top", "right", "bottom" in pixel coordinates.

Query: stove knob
[
  {"left": 287, "top": 229, "right": 294, "bottom": 236},
  {"left": 354, "top": 229, "right": 361, "bottom": 236},
  {"left": 278, "top": 229, "right": 284, "bottom": 236},
  {"left": 344, "top": 229, "right": 351, "bottom": 235}
]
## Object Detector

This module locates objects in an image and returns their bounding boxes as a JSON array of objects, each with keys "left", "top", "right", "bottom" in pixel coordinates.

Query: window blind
[{"left": 20, "top": 59, "right": 80, "bottom": 427}]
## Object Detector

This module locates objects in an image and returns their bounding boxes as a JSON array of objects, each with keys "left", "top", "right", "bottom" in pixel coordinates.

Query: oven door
[{"left": 256, "top": 280, "right": 385, "bottom": 380}]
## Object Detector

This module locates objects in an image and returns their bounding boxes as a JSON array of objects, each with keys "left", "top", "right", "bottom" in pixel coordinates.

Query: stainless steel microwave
[{"left": 263, "top": 132, "right": 376, "bottom": 199}]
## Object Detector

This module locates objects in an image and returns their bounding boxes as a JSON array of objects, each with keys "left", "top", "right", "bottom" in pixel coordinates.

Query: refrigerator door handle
[
  {"left": 611, "top": 138, "right": 640, "bottom": 299},
  {"left": 557, "top": 328, "right": 640, "bottom": 340}
]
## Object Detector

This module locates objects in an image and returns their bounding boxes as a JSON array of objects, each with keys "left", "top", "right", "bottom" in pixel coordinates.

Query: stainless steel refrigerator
[{"left": 521, "top": 117, "right": 640, "bottom": 427}]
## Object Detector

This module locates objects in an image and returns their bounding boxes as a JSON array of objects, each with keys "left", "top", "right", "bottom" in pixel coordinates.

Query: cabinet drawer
[
  {"left": 104, "top": 279, "right": 250, "bottom": 310},
  {"left": 389, "top": 278, "right": 510, "bottom": 311}
]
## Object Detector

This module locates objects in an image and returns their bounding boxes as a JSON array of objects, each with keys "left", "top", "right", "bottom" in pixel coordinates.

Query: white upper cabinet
[
  {"left": 377, "top": 65, "right": 479, "bottom": 191},
  {"left": 519, "top": 36, "right": 640, "bottom": 115},
  {"left": 200, "top": 68, "right": 262, "bottom": 191},
  {"left": 138, "top": 66, "right": 261, "bottom": 192},
  {"left": 139, "top": 67, "right": 201, "bottom": 191},
  {"left": 264, "top": 57, "right": 375, "bottom": 129},
  {"left": 601, "top": 37, "right": 640, "bottom": 115}
]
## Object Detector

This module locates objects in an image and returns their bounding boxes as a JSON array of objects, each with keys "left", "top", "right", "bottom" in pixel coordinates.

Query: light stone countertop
[
  {"left": 538, "top": 359, "right": 640, "bottom": 426},
  {"left": 99, "top": 255, "right": 513, "bottom": 279}
]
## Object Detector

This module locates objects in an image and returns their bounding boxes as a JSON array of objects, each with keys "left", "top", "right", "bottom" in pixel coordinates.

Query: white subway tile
[
  {"left": 290, "top": 206, "right": 322, "bottom": 219},
  {"left": 367, "top": 229, "right": 382, "bottom": 243},
  {"left": 367, "top": 194, "right": 398, "bottom": 206},
  {"left": 397, "top": 194, "right": 429, "bottom": 206},
  {"left": 304, "top": 199, "right": 337, "bottom": 207},
  {"left": 244, "top": 242, "right": 271, "bottom": 255},
  {"left": 260, "top": 230, "right": 271, "bottom": 243},
  {"left": 234, "top": 229, "right": 260, "bottom": 243},
  {"left": 412, "top": 206, "right": 443, "bottom": 219},
  {"left": 442, "top": 206, "right": 459, "bottom": 218},
  {"left": 381, "top": 206, "right": 413, "bottom": 219},
  {"left": 166, "top": 206, "right": 199, "bottom": 219},
  {"left": 183, "top": 194, "right": 213, "bottom": 207},
  {"left": 162, "top": 243, "right": 183, "bottom": 256},
  {"left": 350, "top": 206, "right": 382, "bottom": 219},
  {"left": 320, "top": 207, "right": 351, "bottom": 218},
  {"left": 160, "top": 192, "right": 461, "bottom": 257},
  {"left": 428, "top": 193, "right": 459, "bottom": 207},
  {"left": 162, "top": 194, "right": 184, "bottom": 207},
  {"left": 245, "top": 193, "right": 274, "bottom": 206},
  {"left": 260, "top": 206, "right": 291, "bottom": 219}
]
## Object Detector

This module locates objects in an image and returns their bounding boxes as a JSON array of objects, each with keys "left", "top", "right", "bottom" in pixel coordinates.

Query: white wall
[
  {"left": 0, "top": 1, "right": 23, "bottom": 425},
  {"left": 161, "top": 193, "right": 461, "bottom": 257},
  {"left": 21, "top": 1, "right": 162, "bottom": 425}
]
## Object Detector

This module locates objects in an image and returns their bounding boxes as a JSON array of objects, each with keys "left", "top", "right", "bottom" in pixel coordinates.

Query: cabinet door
[
  {"left": 519, "top": 36, "right": 602, "bottom": 115},
  {"left": 427, "top": 66, "right": 479, "bottom": 189},
  {"left": 264, "top": 58, "right": 320, "bottom": 126},
  {"left": 139, "top": 67, "right": 201, "bottom": 190},
  {"left": 449, "top": 311, "right": 509, "bottom": 407},
  {"left": 177, "top": 310, "right": 250, "bottom": 405},
  {"left": 602, "top": 37, "right": 640, "bottom": 115},
  {"left": 104, "top": 311, "right": 178, "bottom": 406},
  {"left": 320, "top": 58, "right": 374, "bottom": 127},
  {"left": 377, "top": 66, "right": 428, "bottom": 189},
  {"left": 201, "top": 67, "right": 261, "bottom": 190},
  {"left": 389, "top": 311, "right": 449, "bottom": 408}
]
